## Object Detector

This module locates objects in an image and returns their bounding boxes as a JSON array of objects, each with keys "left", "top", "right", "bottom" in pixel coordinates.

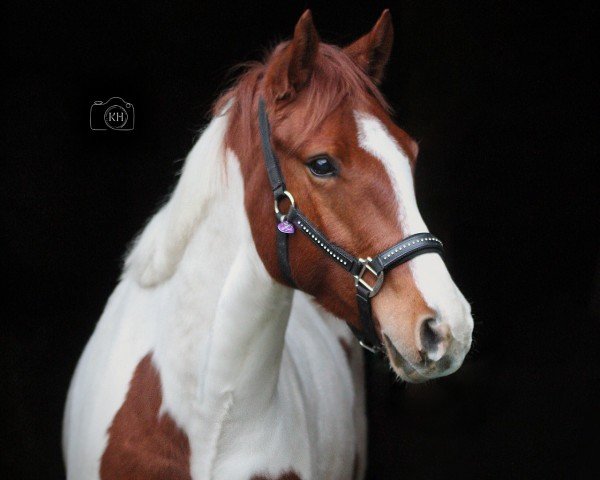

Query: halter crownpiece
[{"left": 258, "top": 98, "right": 444, "bottom": 353}]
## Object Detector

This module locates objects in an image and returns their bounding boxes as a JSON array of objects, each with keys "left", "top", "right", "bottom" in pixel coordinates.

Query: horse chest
[{"left": 207, "top": 336, "right": 358, "bottom": 480}]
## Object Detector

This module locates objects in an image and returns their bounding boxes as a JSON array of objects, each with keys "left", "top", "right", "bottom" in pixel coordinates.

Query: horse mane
[
  {"left": 124, "top": 41, "right": 389, "bottom": 287},
  {"left": 123, "top": 112, "right": 230, "bottom": 287},
  {"left": 214, "top": 42, "right": 390, "bottom": 153}
]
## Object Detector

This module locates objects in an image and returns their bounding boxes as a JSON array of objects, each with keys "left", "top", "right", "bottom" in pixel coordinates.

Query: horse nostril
[
  {"left": 420, "top": 317, "right": 440, "bottom": 351},
  {"left": 418, "top": 317, "right": 449, "bottom": 361}
]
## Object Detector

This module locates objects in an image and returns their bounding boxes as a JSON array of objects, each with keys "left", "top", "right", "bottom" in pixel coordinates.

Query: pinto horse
[{"left": 63, "top": 10, "right": 473, "bottom": 480}]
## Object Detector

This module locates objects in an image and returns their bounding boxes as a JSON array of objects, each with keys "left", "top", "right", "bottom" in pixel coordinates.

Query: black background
[{"left": 2, "top": 1, "right": 598, "bottom": 478}]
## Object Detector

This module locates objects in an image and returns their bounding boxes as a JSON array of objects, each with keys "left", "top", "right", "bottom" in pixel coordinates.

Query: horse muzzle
[{"left": 382, "top": 315, "right": 473, "bottom": 383}]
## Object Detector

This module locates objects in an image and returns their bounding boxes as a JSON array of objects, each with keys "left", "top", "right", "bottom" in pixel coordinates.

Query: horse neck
[{"left": 123, "top": 111, "right": 294, "bottom": 416}]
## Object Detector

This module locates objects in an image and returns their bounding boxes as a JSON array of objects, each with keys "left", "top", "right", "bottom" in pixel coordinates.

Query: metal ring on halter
[
  {"left": 359, "top": 340, "right": 379, "bottom": 354},
  {"left": 354, "top": 257, "right": 385, "bottom": 297},
  {"left": 274, "top": 190, "right": 295, "bottom": 221}
]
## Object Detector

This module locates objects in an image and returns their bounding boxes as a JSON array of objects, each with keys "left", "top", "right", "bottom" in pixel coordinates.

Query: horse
[{"left": 63, "top": 10, "right": 473, "bottom": 480}]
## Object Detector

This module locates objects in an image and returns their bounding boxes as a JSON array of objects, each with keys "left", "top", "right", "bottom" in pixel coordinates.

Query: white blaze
[{"left": 354, "top": 112, "right": 473, "bottom": 343}]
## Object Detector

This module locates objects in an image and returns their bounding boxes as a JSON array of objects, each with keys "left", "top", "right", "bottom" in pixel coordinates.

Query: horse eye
[{"left": 307, "top": 157, "right": 337, "bottom": 177}]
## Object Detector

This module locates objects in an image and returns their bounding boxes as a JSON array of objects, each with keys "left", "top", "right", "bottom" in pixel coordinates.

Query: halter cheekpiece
[{"left": 258, "top": 98, "right": 444, "bottom": 353}]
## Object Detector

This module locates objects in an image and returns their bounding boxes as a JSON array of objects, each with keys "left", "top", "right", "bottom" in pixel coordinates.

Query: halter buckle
[{"left": 354, "top": 257, "right": 384, "bottom": 297}]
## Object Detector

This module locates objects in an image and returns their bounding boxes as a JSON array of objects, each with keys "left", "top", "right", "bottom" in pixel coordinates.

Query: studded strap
[
  {"left": 286, "top": 208, "right": 361, "bottom": 275},
  {"left": 372, "top": 234, "right": 444, "bottom": 274}
]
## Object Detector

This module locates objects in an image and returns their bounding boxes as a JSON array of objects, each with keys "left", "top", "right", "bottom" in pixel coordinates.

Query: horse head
[{"left": 219, "top": 10, "right": 473, "bottom": 382}]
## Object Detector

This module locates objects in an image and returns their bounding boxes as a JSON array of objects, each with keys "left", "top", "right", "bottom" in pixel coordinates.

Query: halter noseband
[{"left": 258, "top": 98, "right": 444, "bottom": 353}]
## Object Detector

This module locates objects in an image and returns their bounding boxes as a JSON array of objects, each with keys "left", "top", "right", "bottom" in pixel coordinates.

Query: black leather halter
[{"left": 258, "top": 98, "right": 444, "bottom": 353}]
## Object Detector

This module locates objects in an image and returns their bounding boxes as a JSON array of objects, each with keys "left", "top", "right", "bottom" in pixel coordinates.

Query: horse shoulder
[{"left": 63, "top": 279, "right": 162, "bottom": 479}]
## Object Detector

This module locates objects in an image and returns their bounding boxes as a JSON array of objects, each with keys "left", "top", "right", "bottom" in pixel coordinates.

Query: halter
[{"left": 258, "top": 98, "right": 444, "bottom": 353}]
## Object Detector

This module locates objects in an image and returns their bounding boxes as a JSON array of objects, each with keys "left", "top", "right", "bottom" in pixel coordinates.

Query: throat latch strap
[{"left": 257, "top": 98, "right": 444, "bottom": 353}]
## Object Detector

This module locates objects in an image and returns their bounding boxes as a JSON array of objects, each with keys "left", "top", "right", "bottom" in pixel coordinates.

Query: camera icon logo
[{"left": 90, "top": 97, "right": 135, "bottom": 131}]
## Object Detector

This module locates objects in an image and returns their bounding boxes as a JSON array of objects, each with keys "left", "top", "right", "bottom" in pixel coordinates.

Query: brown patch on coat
[
  {"left": 251, "top": 471, "right": 302, "bottom": 480},
  {"left": 100, "top": 353, "right": 191, "bottom": 480}
]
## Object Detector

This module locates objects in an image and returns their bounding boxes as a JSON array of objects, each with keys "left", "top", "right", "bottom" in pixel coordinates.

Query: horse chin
[{"left": 383, "top": 335, "right": 429, "bottom": 383}]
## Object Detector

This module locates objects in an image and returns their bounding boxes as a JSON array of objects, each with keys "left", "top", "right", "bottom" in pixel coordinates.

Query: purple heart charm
[{"left": 277, "top": 220, "right": 295, "bottom": 234}]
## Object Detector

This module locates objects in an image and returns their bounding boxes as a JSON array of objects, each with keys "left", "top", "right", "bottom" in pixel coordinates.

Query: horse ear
[
  {"left": 344, "top": 9, "right": 394, "bottom": 84},
  {"left": 265, "top": 10, "right": 319, "bottom": 100}
]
